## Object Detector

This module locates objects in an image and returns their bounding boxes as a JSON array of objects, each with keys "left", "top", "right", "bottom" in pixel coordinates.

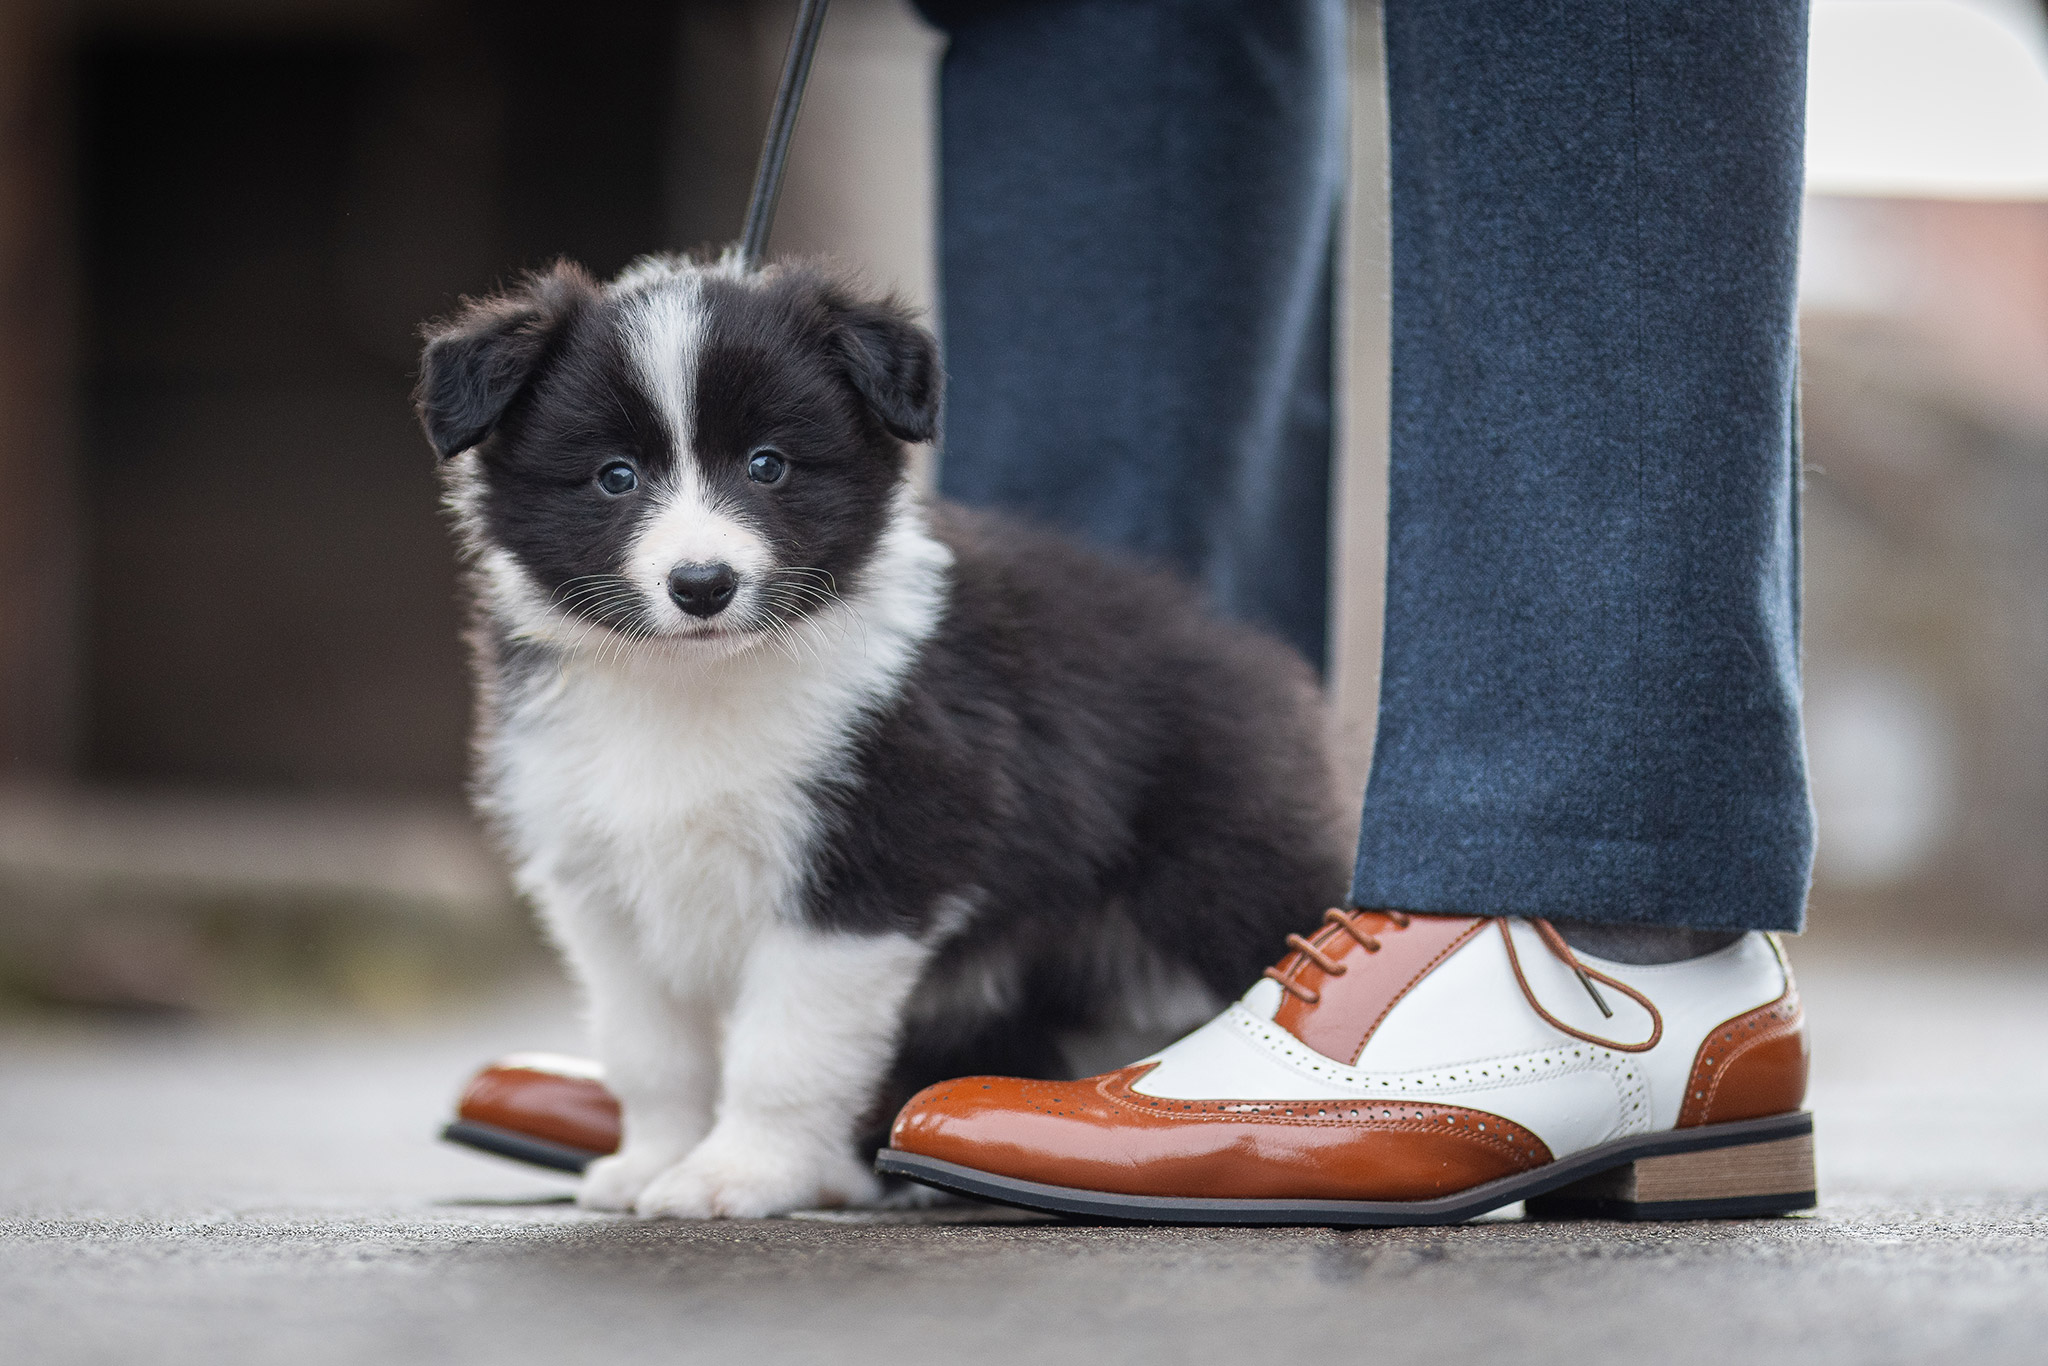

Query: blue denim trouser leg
[
  {"left": 923, "top": 0, "right": 1813, "bottom": 932},
  {"left": 917, "top": 0, "right": 1348, "bottom": 671},
  {"left": 1353, "top": 1, "right": 1812, "bottom": 931}
]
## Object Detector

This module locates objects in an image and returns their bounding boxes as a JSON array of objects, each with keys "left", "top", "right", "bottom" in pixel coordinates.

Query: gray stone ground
[{"left": 2, "top": 938, "right": 2045, "bottom": 1366}]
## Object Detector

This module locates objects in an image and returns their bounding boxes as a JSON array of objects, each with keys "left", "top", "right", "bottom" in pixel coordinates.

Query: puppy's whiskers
[
  {"left": 758, "top": 564, "right": 873, "bottom": 658},
  {"left": 545, "top": 575, "right": 661, "bottom": 663}
]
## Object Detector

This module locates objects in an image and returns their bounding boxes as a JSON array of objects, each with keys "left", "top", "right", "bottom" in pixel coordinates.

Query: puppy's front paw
[
  {"left": 635, "top": 1130, "right": 881, "bottom": 1219},
  {"left": 578, "top": 1147, "right": 682, "bottom": 1212}
]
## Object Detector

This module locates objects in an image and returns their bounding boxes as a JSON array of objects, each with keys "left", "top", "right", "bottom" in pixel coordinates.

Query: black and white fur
[{"left": 418, "top": 255, "right": 1349, "bottom": 1217}]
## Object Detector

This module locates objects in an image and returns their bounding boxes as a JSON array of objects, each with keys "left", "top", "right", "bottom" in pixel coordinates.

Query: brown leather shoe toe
[
  {"left": 441, "top": 1054, "right": 620, "bottom": 1173},
  {"left": 893, "top": 1067, "right": 1546, "bottom": 1203}
]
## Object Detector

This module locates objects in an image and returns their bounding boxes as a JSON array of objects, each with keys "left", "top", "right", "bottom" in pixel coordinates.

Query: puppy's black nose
[{"left": 667, "top": 562, "right": 737, "bottom": 618}]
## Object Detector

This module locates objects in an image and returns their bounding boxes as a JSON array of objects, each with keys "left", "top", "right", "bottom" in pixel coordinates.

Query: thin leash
[{"left": 736, "top": 0, "right": 831, "bottom": 272}]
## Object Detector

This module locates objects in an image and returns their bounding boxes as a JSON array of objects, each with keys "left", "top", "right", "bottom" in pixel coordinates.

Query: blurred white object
[
  {"left": 1806, "top": 668, "right": 1958, "bottom": 886},
  {"left": 1808, "top": 0, "right": 2048, "bottom": 199}
]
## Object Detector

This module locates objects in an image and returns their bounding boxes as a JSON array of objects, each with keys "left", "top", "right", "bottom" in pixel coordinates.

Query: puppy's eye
[
  {"left": 747, "top": 449, "right": 787, "bottom": 485},
  {"left": 596, "top": 462, "right": 638, "bottom": 496}
]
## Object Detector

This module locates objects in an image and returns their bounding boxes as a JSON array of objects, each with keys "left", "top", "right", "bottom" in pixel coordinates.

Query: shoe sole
[
  {"left": 873, "top": 1109, "right": 1816, "bottom": 1226},
  {"left": 441, "top": 1119, "right": 601, "bottom": 1174}
]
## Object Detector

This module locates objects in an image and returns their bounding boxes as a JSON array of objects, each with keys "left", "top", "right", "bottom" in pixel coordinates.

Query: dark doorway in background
[{"left": 72, "top": 14, "right": 679, "bottom": 795}]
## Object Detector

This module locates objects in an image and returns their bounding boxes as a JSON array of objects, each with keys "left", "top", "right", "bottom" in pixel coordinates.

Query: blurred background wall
[
  {"left": 1793, "top": 0, "right": 2048, "bottom": 946},
  {"left": 0, "top": 0, "right": 2041, "bottom": 1014}
]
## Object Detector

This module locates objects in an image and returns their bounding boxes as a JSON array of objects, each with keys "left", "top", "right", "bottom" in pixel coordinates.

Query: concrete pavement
[{"left": 2, "top": 940, "right": 2044, "bottom": 1366}]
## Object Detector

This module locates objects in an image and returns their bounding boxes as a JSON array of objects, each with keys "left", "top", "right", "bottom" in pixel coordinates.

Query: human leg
[
  {"left": 884, "top": 0, "right": 1820, "bottom": 1221},
  {"left": 1353, "top": 0, "right": 1813, "bottom": 932},
  {"left": 918, "top": 0, "right": 1347, "bottom": 670}
]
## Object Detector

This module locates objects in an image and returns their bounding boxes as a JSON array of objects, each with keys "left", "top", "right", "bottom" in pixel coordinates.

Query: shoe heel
[{"left": 1525, "top": 1126, "right": 1817, "bottom": 1221}]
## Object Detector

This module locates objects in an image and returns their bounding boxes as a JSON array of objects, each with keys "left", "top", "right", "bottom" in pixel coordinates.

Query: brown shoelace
[
  {"left": 1264, "top": 908, "right": 1410, "bottom": 999},
  {"left": 1262, "top": 910, "right": 1664, "bottom": 1054}
]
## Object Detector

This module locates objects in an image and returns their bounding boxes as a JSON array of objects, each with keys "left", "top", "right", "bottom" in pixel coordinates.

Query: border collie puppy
[{"left": 417, "top": 255, "right": 1349, "bottom": 1217}]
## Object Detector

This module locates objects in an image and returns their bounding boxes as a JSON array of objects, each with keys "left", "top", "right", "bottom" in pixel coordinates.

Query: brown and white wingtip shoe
[
  {"left": 441, "top": 1053, "right": 620, "bottom": 1174},
  {"left": 878, "top": 911, "right": 1814, "bottom": 1226}
]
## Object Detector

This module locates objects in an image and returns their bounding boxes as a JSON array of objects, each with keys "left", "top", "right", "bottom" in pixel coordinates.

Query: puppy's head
[{"left": 419, "top": 256, "right": 940, "bottom": 654}]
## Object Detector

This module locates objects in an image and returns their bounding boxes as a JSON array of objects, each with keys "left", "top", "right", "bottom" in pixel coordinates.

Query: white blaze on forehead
[
  {"left": 621, "top": 271, "right": 707, "bottom": 452},
  {"left": 617, "top": 272, "right": 773, "bottom": 622}
]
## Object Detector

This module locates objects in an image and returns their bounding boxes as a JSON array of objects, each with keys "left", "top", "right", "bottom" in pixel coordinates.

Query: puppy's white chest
[{"left": 497, "top": 657, "right": 854, "bottom": 977}]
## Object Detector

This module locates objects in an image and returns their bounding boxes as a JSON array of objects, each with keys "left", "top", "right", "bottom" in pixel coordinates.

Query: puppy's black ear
[
  {"left": 416, "top": 262, "right": 596, "bottom": 459},
  {"left": 829, "top": 297, "right": 943, "bottom": 444}
]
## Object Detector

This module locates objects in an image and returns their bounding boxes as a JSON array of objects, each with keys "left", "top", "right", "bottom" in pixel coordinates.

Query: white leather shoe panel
[
  {"left": 1134, "top": 1004, "right": 1649, "bottom": 1154},
  {"left": 1238, "top": 976, "right": 1284, "bottom": 1021},
  {"left": 1358, "top": 927, "right": 1788, "bottom": 1131},
  {"left": 1351, "top": 923, "right": 1648, "bottom": 1073},
  {"left": 1128, "top": 1006, "right": 1316, "bottom": 1100},
  {"left": 1473, "top": 1062, "right": 1636, "bottom": 1156},
  {"left": 1588, "top": 933, "right": 1789, "bottom": 1129},
  {"left": 1134, "top": 1003, "right": 1567, "bottom": 1104},
  {"left": 1126, "top": 925, "right": 1790, "bottom": 1156}
]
